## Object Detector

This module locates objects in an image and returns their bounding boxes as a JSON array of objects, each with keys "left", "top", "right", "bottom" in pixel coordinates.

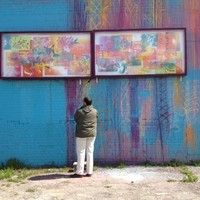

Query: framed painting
[
  {"left": 94, "top": 28, "right": 186, "bottom": 77},
  {"left": 0, "top": 32, "right": 92, "bottom": 78}
]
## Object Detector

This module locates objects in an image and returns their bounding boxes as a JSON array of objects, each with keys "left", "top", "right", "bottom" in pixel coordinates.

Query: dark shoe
[
  {"left": 68, "top": 168, "right": 74, "bottom": 173},
  {"left": 70, "top": 174, "right": 83, "bottom": 178},
  {"left": 85, "top": 174, "right": 92, "bottom": 177}
]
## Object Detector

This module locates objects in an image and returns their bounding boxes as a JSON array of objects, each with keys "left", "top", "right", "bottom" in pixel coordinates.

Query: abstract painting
[
  {"left": 94, "top": 29, "right": 186, "bottom": 76},
  {"left": 1, "top": 32, "right": 91, "bottom": 78}
]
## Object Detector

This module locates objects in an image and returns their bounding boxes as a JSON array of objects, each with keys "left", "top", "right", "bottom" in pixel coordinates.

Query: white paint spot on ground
[{"left": 98, "top": 166, "right": 182, "bottom": 183}]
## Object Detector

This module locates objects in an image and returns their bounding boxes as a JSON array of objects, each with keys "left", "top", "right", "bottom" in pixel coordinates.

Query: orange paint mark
[
  {"left": 185, "top": 124, "right": 196, "bottom": 148},
  {"left": 100, "top": 0, "right": 112, "bottom": 28},
  {"left": 174, "top": 79, "right": 183, "bottom": 107},
  {"left": 23, "top": 66, "right": 42, "bottom": 77},
  {"left": 44, "top": 68, "right": 58, "bottom": 76}
]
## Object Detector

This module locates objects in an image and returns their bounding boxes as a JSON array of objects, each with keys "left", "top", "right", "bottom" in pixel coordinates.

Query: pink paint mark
[
  {"left": 131, "top": 125, "right": 140, "bottom": 149},
  {"left": 118, "top": 0, "right": 125, "bottom": 28},
  {"left": 66, "top": 80, "right": 77, "bottom": 115},
  {"left": 120, "top": 133, "right": 137, "bottom": 163},
  {"left": 143, "top": 99, "right": 152, "bottom": 120},
  {"left": 65, "top": 80, "right": 77, "bottom": 165},
  {"left": 117, "top": 0, "right": 141, "bottom": 28},
  {"left": 101, "top": 130, "right": 119, "bottom": 163}
]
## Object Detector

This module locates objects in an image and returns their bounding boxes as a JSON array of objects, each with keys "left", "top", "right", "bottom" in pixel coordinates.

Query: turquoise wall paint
[
  {"left": 0, "top": 0, "right": 71, "bottom": 166},
  {"left": 0, "top": 80, "right": 67, "bottom": 166},
  {"left": 0, "top": 0, "right": 200, "bottom": 166},
  {"left": 0, "top": 0, "right": 72, "bottom": 31}
]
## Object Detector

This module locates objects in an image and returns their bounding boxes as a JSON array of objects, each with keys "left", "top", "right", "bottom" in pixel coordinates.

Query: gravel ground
[{"left": 0, "top": 166, "right": 200, "bottom": 200}]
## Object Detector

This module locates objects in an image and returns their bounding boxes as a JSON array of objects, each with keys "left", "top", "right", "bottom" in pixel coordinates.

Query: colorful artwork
[
  {"left": 1, "top": 32, "right": 91, "bottom": 77},
  {"left": 94, "top": 29, "right": 186, "bottom": 76}
]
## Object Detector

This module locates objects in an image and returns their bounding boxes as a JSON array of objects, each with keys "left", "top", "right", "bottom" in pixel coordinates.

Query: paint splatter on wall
[{"left": 66, "top": 0, "right": 200, "bottom": 165}]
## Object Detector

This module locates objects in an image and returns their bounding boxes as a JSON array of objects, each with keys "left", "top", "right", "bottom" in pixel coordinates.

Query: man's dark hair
[{"left": 84, "top": 97, "right": 92, "bottom": 105}]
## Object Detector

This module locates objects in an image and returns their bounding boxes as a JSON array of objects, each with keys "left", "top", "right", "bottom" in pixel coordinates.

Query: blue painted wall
[
  {"left": 0, "top": 0, "right": 72, "bottom": 166},
  {"left": 0, "top": 0, "right": 200, "bottom": 166}
]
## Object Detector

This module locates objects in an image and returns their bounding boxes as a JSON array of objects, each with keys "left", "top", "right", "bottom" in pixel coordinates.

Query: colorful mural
[
  {"left": 0, "top": 0, "right": 200, "bottom": 166},
  {"left": 95, "top": 29, "right": 186, "bottom": 76},
  {"left": 1, "top": 33, "right": 91, "bottom": 77}
]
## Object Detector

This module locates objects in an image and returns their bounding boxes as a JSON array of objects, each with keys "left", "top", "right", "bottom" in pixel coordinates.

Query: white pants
[{"left": 76, "top": 137, "right": 96, "bottom": 175}]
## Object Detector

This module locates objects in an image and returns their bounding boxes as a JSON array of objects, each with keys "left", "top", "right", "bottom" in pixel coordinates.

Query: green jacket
[{"left": 74, "top": 105, "right": 98, "bottom": 138}]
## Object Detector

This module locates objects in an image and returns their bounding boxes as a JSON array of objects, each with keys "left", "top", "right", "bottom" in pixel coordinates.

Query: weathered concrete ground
[{"left": 1, "top": 166, "right": 200, "bottom": 200}]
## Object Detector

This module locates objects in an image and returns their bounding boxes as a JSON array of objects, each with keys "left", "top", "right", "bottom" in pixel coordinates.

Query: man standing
[{"left": 71, "top": 97, "right": 98, "bottom": 178}]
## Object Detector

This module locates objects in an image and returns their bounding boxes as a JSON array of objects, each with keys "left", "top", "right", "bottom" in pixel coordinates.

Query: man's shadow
[{"left": 29, "top": 173, "right": 72, "bottom": 181}]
